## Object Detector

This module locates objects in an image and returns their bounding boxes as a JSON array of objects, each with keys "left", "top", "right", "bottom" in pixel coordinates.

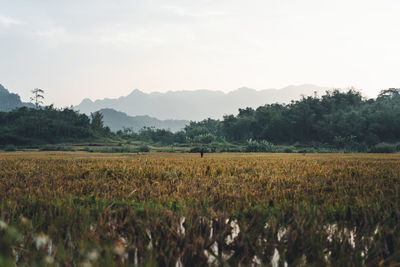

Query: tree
[
  {"left": 90, "top": 111, "right": 104, "bottom": 132},
  {"left": 30, "top": 88, "right": 44, "bottom": 108},
  {"left": 378, "top": 88, "right": 400, "bottom": 99}
]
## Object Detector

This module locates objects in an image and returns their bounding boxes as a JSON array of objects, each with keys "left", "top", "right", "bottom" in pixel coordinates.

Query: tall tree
[
  {"left": 90, "top": 111, "right": 104, "bottom": 132},
  {"left": 30, "top": 88, "right": 44, "bottom": 108}
]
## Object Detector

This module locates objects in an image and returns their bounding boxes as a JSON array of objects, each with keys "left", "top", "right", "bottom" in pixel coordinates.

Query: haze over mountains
[
  {"left": 1, "top": 83, "right": 334, "bottom": 132},
  {"left": 99, "top": 109, "right": 188, "bottom": 132},
  {"left": 0, "top": 84, "right": 33, "bottom": 112},
  {"left": 75, "top": 84, "right": 330, "bottom": 121}
]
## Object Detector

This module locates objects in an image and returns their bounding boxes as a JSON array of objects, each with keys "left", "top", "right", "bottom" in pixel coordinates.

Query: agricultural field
[{"left": 0, "top": 152, "right": 400, "bottom": 266}]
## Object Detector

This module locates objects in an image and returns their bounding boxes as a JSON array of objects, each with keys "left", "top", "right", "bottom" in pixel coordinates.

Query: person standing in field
[{"left": 200, "top": 149, "right": 204, "bottom": 158}]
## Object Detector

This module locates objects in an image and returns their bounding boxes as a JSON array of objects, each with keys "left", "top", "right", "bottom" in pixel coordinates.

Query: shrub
[
  {"left": 3, "top": 145, "right": 17, "bottom": 152},
  {"left": 369, "top": 144, "right": 397, "bottom": 153},
  {"left": 365, "top": 133, "right": 381, "bottom": 146},
  {"left": 298, "top": 148, "right": 317, "bottom": 154},
  {"left": 245, "top": 139, "right": 276, "bottom": 152},
  {"left": 189, "top": 147, "right": 204, "bottom": 153},
  {"left": 192, "top": 134, "right": 216, "bottom": 144},
  {"left": 138, "top": 145, "right": 150, "bottom": 152},
  {"left": 40, "top": 145, "right": 75, "bottom": 152},
  {"left": 283, "top": 146, "right": 295, "bottom": 153}
]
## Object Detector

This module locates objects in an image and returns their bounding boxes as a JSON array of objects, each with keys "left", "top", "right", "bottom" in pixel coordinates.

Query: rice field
[{"left": 0, "top": 152, "right": 399, "bottom": 266}]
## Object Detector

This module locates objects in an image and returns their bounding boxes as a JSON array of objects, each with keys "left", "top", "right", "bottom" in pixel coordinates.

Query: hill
[
  {"left": 75, "top": 84, "right": 330, "bottom": 121},
  {"left": 0, "top": 84, "right": 33, "bottom": 111},
  {"left": 99, "top": 108, "right": 188, "bottom": 132}
]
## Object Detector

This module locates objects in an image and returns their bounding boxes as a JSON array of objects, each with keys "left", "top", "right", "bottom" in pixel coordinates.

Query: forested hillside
[
  {"left": 0, "top": 84, "right": 33, "bottom": 111},
  {"left": 99, "top": 108, "right": 188, "bottom": 132}
]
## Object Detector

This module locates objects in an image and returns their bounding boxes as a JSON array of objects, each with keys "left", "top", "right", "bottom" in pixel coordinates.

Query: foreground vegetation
[{"left": 0, "top": 152, "right": 399, "bottom": 266}]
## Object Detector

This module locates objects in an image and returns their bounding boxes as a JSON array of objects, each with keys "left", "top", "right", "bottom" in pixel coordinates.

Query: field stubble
[{"left": 0, "top": 152, "right": 399, "bottom": 266}]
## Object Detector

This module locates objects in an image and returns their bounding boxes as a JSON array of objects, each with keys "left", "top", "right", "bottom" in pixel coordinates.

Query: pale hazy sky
[{"left": 1, "top": 0, "right": 399, "bottom": 107}]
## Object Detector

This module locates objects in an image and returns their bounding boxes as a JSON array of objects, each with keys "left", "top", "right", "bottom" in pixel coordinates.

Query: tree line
[
  {"left": 118, "top": 88, "right": 400, "bottom": 151},
  {"left": 1, "top": 88, "right": 399, "bottom": 151},
  {"left": 0, "top": 106, "right": 111, "bottom": 145}
]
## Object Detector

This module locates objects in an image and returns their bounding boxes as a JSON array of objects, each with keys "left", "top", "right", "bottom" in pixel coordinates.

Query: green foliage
[
  {"left": 136, "top": 127, "right": 181, "bottom": 145},
  {"left": 182, "top": 89, "right": 400, "bottom": 151},
  {"left": 2, "top": 89, "right": 400, "bottom": 152},
  {"left": 138, "top": 144, "right": 150, "bottom": 152},
  {"left": 369, "top": 144, "right": 398, "bottom": 153},
  {"left": 245, "top": 139, "right": 276, "bottom": 152},
  {"left": 90, "top": 111, "right": 104, "bottom": 131},
  {"left": 39, "top": 145, "right": 75, "bottom": 151},
  {"left": 192, "top": 133, "right": 216, "bottom": 144},
  {"left": 82, "top": 144, "right": 151, "bottom": 153},
  {"left": 297, "top": 147, "right": 317, "bottom": 153},
  {"left": 184, "top": 118, "right": 222, "bottom": 139},
  {"left": 3, "top": 145, "right": 17, "bottom": 152},
  {"left": 190, "top": 146, "right": 210, "bottom": 153},
  {"left": 0, "top": 106, "right": 111, "bottom": 145},
  {"left": 333, "top": 135, "right": 358, "bottom": 150},
  {"left": 189, "top": 146, "right": 203, "bottom": 153},
  {"left": 283, "top": 146, "right": 295, "bottom": 153},
  {"left": 30, "top": 88, "right": 44, "bottom": 108}
]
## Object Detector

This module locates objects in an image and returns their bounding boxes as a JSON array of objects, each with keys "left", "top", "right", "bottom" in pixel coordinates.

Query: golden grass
[{"left": 0, "top": 152, "right": 399, "bottom": 265}]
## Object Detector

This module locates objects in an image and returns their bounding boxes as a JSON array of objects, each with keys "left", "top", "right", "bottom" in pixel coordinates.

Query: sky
[{"left": 1, "top": 0, "right": 400, "bottom": 107}]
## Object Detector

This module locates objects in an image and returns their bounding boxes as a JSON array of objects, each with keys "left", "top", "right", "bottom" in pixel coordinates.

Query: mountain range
[
  {"left": 0, "top": 83, "right": 188, "bottom": 132},
  {"left": 75, "top": 84, "right": 330, "bottom": 121},
  {"left": 1, "top": 83, "right": 333, "bottom": 132},
  {"left": 0, "top": 84, "right": 33, "bottom": 111},
  {"left": 99, "top": 108, "right": 188, "bottom": 132}
]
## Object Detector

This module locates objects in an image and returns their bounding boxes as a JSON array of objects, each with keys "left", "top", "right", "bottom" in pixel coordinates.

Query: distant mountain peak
[
  {"left": 98, "top": 108, "right": 188, "bottom": 132},
  {"left": 0, "top": 83, "right": 34, "bottom": 111},
  {"left": 230, "top": 87, "right": 257, "bottom": 95},
  {"left": 80, "top": 98, "right": 93, "bottom": 104},
  {"left": 236, "top": 87, "right": 255, "bottom": 91},
  {"left": 75, "top": 84, "right": 330, "bottom": 121},
  {"left": 127, "top": 88, "right": 144, "bottom": 97}
]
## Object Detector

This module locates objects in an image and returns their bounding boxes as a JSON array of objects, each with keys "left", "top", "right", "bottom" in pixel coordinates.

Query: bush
[
  {"left": 282, "top": 146, "right": 295, "bottom": 153},
  {"left": 189, "top": 147, "right": 204, "bottom": 153},
  {"left": 81, "top": 145, "right": 150, "bottom": 153},
  {"left": 314, "top": 147, "right": 336, "bottom": 153},
  {"left": 245, "top": 139, "right": 276, "bottom": 152},
  {"left": 369, "top": 144, "right": 397, "bottom": 153},
  {"left": 3, "top": 145, "right": 17, "bottom": 152},
  {"left": 332, "top": 135, "right": 369, "bottom": 152},
  {"left": 220, "top": 147, "right": 242, "bottom": 152},
  {"left": 39, "top": 145, "right": 75, "bottom": 152},
  {"left": 192, "top": 134, "right": 216, "bottom": 144},
  {"left": 297, "top": 148, "right": 316, "bottom": 154},
  {"left": 365, "top": 133, "right": 381, "bottom": 146},
  {"left": 138, "top": 145, "right": 150, "bottom": 152}
]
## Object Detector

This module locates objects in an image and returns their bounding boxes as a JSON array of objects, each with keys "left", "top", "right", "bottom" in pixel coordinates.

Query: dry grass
[{"left": 0, "top": 152, "right": 399, "bottom": 266}]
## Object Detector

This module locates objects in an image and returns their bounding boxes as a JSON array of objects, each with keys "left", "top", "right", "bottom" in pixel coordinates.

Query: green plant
[
  {"left": 369, "top": 144, "right": 397, "bottom": 153},
  {"left": 138, "top": 145, "right": 150, "bottom": 152},
  {"left": 3, "top": 145, "right": 17, "bottom": 152},
  {"left": 245, "top": 139, "right": 276, "bottom": 152}
]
